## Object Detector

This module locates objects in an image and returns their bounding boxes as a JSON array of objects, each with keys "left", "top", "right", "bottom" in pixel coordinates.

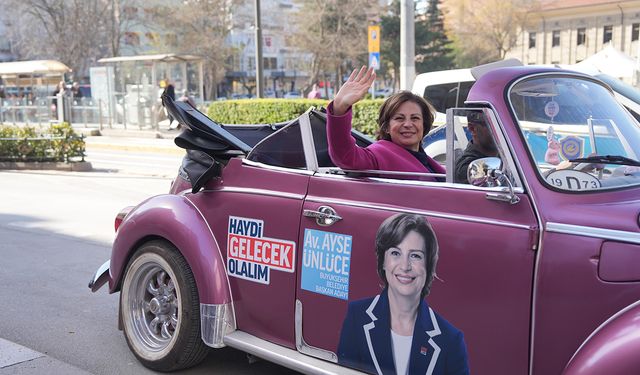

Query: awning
[
  {"left": 98, "top": 54, "right": 203, "bottom": 64},
  {"left": 0, "top": 60, "right": 71, "bottom": 76}
]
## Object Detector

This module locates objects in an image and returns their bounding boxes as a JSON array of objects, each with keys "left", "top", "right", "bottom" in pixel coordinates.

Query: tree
[
  {"left": 144, "top": 0, "right": 236, "bottom": 100},
  {"left": 415, "top": 0, "right": 454, "bottom": 73},
  {"left": 442, "top": 0, "right": 539, "bottom": 66},
  {"left": 0, "top": 0, "right": 138, "bottom": 79},
  {"left": 291, "top": 0, "right": 379, "bottom": 96},
  {"left": 381, "top": 0, "right": 454, "bottom": 90}
]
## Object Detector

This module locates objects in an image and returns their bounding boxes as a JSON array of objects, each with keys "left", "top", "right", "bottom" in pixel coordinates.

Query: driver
[{"left": 454, "top": 112, "right": 499, "bottom": 184}]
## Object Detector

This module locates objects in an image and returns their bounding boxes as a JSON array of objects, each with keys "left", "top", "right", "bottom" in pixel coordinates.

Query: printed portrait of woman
[{"left": 337, "top": 213, "right": 469, "bottom": 375}]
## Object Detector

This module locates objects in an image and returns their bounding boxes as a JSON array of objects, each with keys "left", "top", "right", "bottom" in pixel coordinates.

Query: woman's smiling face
[
  {"left": 383, "top": 230, "right": 427, "bottom": 299},
  {"left": 388, "top": 101, "right": 424, "bottom": 152}
]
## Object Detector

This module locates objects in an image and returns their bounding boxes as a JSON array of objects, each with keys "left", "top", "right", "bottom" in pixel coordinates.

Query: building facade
[{"left": 506, "top": 0, "right": 640, "bottom": 68}]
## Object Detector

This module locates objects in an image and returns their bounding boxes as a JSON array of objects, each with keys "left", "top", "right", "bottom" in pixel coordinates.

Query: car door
[
  {"left": 294, "top": 108, "right": 538, "bottom": 374},
  {"left": 192, "top": 120, "right": 312, "bottom": 349}
]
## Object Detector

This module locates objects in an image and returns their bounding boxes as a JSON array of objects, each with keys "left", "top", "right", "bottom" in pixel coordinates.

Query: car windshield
[{"left": 509, "top": 75, "right": 640, "bottom": 191}]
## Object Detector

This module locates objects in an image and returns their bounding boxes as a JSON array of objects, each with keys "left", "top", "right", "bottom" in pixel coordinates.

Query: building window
[
  {"left": 528, "top": 32, "right": 536, "bottom": 49},
  {"left": 603, "top": 25, "right": 613, "bottom": 44},
  {"left": 165, "top": 33, "right": 177, "bottom": 47},
  {"left": 123, "top": 32, "right": 140, "bottom": 46},
  {"left": 122, "top": 6, "right": 138, "bottom": 20},
  {"left": 633, "top": 23, "right": 640, "bottom": 41},
  {"left": 263, "top": 57, "right": 278, "bottom": 70},
  {"left": 577, "top": 28, "right": 586, "bottom": 46},
  {"left": 552, "top": 30, "right": 560, "bottom": 47}
]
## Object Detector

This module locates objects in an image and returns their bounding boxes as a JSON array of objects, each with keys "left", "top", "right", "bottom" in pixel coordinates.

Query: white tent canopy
[{"left": 574, "top": 45, "right": 639, "bottom": 79}]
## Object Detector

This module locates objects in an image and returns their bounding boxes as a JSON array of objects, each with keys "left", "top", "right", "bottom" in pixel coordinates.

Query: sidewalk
[
  {"left": 80, "top": 127, "right": 184, "bottom": 155},
  {"left": 0, "top": 338, "right": 90, "bottom": 375}
]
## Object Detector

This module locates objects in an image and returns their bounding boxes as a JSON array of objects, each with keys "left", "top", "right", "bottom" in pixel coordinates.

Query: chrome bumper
[{"left": 88, "top": 260, "right": 110, "bottom": 292}]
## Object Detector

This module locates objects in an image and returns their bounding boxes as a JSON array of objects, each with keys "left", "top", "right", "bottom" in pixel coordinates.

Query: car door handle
[{"left": 303, "top": 206, "right": 342, "bottom": 226}]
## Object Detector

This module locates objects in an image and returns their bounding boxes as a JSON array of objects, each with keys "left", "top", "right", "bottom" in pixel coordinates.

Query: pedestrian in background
[
  {"left": 177, "top": 89, "right": 196, "bottom": 108},
  {"left": 307, "top": 83, "right": 321, "bottom": 99}
]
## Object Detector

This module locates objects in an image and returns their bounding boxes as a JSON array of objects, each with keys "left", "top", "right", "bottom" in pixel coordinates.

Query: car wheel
[{"left": 120, "top": 240, "right": 208, "bottom": 371}]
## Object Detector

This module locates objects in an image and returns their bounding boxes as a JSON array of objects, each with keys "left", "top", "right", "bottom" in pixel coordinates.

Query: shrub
[
  {"left": 207, "top": 98, "right": 385, "bottom": 137},
  {"left": 0, "top": 122, "right": 85, "bottom": 162}
]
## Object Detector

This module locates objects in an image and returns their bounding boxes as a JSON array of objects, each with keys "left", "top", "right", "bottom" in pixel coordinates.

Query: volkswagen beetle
[{"left": 90, "top": 64, "right": 640, "bottom": 375}]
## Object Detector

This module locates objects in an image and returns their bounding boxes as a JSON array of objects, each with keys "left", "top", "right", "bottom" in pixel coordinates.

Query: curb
[
  {"left": 0, "top": 161, "right": 92, "bottom": 172},
  {"left": 0, "top": 338, "right": 91, "bottom": 375}
]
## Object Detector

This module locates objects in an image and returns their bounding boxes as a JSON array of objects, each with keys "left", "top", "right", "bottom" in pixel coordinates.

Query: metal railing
[{"left": 0, "top": 94, "right": 166, "bottom": 131}]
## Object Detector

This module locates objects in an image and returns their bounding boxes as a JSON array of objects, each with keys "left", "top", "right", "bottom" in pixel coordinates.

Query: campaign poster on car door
[{"left": 301, "top": 213, "right": 470, "bottom": 375}]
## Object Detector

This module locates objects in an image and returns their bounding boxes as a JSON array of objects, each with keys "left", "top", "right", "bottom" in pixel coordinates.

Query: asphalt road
[{"left": 0, "top": 169, "right": 299, "bottom": 375}]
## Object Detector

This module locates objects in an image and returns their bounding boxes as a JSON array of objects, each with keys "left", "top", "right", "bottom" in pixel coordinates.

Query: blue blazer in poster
[{"left": 337, "top": 289, "right": 469, "bottom": 375}]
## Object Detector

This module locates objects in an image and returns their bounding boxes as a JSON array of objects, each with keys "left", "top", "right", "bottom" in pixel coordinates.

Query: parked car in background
[
  {"left": 91, "top": 65, "right": 640, "bottom": 375},
  {"left": 283, "top": 91, "right": 302, "bottom": 99}
]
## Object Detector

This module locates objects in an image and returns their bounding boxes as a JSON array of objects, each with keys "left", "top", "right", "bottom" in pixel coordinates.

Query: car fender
[
  {"left": 563, "top": 300, "right": 640, "bottom": 375},
  {"left": 109, "top": 194, "right": 231, "bottom": 305}
]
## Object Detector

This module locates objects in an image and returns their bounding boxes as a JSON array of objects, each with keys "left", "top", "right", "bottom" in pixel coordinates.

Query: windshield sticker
[
  {"left": 559, "top": 135, "right": 584, "bottom": 160},
  {"left": 545, "top": 169, "right": 601, "bottom": 190},
  {"left": 227, "top": 216, "right": 296, "bottom": 285},
  {"left": 544, "top": 100, "right": 560, "bottom": 119},
  {"left": 544, "top": 126, "right": 561, "bottom": 165},
  {"left": 301, "top": 229, "right": 352, "bottom": 300}
]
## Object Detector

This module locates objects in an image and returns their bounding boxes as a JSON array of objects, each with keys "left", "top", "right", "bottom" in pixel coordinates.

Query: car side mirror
[
  {"left": 468, "top": 157, "right": 520, "bottom": 204},
  {"left": 468, "top": 157, "right": 502, "bottom": 187}
]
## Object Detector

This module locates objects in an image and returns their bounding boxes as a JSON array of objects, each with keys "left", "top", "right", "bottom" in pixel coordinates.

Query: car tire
[{"left": 120, "top": 240, "right": 208, "bottom": 371}]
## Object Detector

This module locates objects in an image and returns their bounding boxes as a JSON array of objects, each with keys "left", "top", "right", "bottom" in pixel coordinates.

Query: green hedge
[
  {"left": 0, "top": 122, "right": 85, "bottom": 162},
  {"left": 207, "top": 98, "right": 385, "bottom": 137}
]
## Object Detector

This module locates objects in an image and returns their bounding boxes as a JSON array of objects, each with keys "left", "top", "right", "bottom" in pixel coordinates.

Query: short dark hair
[
  {"left": 377, "top": 91, "right": 435, "bottom": 141},
  {"left": 375, "top": 213, "right": 439, "bottom": 298},
  {"left": 467, "top": 111, "right": 486, "bottom": 127}
]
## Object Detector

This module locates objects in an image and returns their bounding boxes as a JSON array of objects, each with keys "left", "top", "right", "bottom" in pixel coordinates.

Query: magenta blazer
[{"left": 326, "top": 103, "right": 445, "bottom": 177}]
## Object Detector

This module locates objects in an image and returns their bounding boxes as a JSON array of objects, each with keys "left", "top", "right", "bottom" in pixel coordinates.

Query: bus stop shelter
[
  {"left": 97, "top": 53, "right": 204, "bottom": 101},
  {"left": 0, "top": 60, "right": 71, "bottom": 96}
]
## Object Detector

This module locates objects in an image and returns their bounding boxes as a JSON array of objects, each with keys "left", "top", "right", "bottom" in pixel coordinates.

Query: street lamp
[
  {"left": 400, "top": 0, "right": 415, "bottom": 90},
  {"left": 254, "top": 0, "right": 264, "bottom": 98}
]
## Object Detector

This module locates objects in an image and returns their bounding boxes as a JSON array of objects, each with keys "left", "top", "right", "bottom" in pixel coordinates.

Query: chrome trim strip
[
  {"left": 304, "top": 197, "right": 532, "bottom": 230},
  {"left": 201, "top": 186, "right": 305, "bottom": 200},
  {"left": 314, "top": 171, "right": 526, "bottom": 193},
  {"left": 200, "top": 303, "right": 236, "bottom": 348},
  {"left": 299, "top": 111, "right": 319, "bottom": 172},
  {"left": 546, "top": 222, "right": 640, "bottom": 244},
  {"left": 295, "top": 300, "right": 338, "bottom": 362},
  {"left": 241, "top": 158, "right": 315, "bottom": 175},
  {"left": 224, "top": 331, "right": 364, "bottom": 375},
  {"left": 339, "top": 169, "right": 445, "bottom": 178}
]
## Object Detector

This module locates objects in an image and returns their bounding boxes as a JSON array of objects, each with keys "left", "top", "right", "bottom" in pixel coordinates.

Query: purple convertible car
[{"left": 90, "top": 65, "right": 640, "bottom": 375}]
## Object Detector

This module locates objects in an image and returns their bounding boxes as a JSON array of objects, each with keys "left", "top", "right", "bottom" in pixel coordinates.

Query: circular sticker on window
[
  {"left": 544, "top": 100, "right": 560, "bottom": 118},
  {"left": 545, "top": 169, "right": 601, "bottom": 191},
  {"left": 559, "top": 135, "right": 584, "bottom": 160}
]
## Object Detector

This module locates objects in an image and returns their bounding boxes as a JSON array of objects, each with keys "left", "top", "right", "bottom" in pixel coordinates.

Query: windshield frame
[{"left": 507, "top": 72, "right": 640, "bottom": 194}]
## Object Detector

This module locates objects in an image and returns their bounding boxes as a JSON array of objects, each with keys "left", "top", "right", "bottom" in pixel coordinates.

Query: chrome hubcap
[{"left": 127, "top": 262, "right": 179, "bottom": 352}]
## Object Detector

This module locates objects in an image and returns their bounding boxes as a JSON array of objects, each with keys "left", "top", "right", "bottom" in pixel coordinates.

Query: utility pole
[
  {"left": 255, "top": 0, "right": 264, "bottom": 98},
  {"left": 400, "top": 0, "right": 415, "bottom": 90}
]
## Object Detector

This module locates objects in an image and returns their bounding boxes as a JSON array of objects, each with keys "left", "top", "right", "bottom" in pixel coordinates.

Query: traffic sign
[
  {"left": 368, "top": 25, "right": 380, "bottom": 53},
  {"left": 369, "top": 52, "right": 380, "bottom": 70}
]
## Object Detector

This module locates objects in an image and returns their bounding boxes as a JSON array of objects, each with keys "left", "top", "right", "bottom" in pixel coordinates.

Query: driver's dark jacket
[{"left": 454, "top": 141, "right": 491, "bottom": 184}]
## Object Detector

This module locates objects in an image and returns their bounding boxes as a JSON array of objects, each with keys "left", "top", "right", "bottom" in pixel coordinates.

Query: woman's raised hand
[{"left": 332, "top": 66, "right": 376, "bottom": 115}]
